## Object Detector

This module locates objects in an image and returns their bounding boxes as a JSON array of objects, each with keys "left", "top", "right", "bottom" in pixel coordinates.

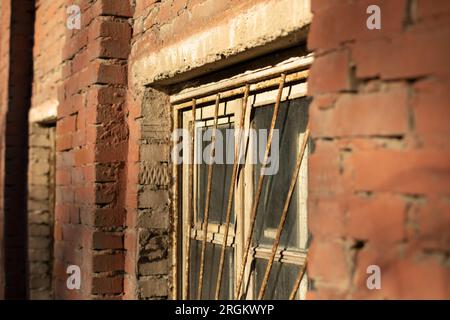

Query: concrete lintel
[
  {"left": 132, "top": 0, "right": 311, "bottom": 88},
  {"left": 29, "top": 99, "right": 58, "bottom": 124}
]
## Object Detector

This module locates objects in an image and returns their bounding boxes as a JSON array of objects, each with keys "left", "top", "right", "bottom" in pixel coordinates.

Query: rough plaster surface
[{"left": 131, "top": 0, "right": 311, "bottom": 87}]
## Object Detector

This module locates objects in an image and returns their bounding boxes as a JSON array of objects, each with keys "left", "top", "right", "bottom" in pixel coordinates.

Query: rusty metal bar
[
  {"left": 172, "top": 107, "right": 180, "bottom": 300},
  {"left": 236, "top": 74, "right": 286, "bottom": 299},
  {"left": 214, "top": 85, "right": 250, "bottom": 300},
  {"left": 257, "top": 129, "right": 310, "bottom": 300},
  {"left": 289, "top": 259, "right": 308, "bottom": 300},
  {"left": 183, "top": 99, "right": 197, "bottom": 300},
  {"left": 197, "top": 94, "right": 220, "bottom": 300},
  {"left": 173, "top": 70, "right": 308, "bottom": 111},
  {"left": 171, "top": 55, "right": 313, "bottom": 105}
]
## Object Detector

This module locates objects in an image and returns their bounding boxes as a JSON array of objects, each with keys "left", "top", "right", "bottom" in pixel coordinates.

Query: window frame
[{"left": 171, "top": 54, "right": 313, "bottom": 300}]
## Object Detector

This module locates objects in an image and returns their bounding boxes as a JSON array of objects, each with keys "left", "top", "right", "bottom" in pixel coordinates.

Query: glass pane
[
  {"left": 197, "top": 123, "right": 235, "bottom": 224},
  {"left": 252, "top": 98, "right": 310, "bottom": 249},
  {"left": 189, "top": 239, "right": 234, "bottom": 300},
  {"left": 254, "top": 258, "right": 301, "bottom": 300}
]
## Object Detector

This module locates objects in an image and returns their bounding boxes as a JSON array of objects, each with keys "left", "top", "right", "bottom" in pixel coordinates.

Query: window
[{"left": 172, "top": 53, "right": 312, "bottom": 300}]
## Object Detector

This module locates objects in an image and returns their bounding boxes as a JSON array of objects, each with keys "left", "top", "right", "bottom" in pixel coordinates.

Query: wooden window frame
[{"left": 172, "top": 54, "right": 313, "bottom": 300}]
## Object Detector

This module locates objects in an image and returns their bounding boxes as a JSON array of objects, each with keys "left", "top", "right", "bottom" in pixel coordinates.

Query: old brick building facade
[{"left": 0, "top": 0, "right": 449, "bottom": 300}]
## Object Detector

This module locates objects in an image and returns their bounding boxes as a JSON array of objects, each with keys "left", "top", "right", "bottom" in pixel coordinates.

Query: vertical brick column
[
  {"left": 0, "top": 0, "right": 35, "bottom": 299},
  {"left": 54, "top": 0, "right": 132, "bottom": 299},
  {"left": 307, "top": 0, "right": 450, "bottom": 299}
]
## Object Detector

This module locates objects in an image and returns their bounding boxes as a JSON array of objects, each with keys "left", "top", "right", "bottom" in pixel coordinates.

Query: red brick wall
[
  {"left": 0, "top": 0, "right": 448, "bottom": 300},
  {"left": 307, "top": 0, "right": 450, "bottom": 299},
  {"left": 32, "top": 1, "right": 66, "bottom": 108},
  {"left": 54, "top": 0, "right": 132, "bottom": 299}
]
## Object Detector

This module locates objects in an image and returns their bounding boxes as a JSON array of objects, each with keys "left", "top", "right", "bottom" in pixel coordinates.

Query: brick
[
  {"left": 95, "top": 182, "right": 116, "bottom": 204},
  {"left": 308, "top": 239, "right": 351, "bottom": 289},
  {"left": 138, "top": 190, "right": 169, "bottom": 210},
  {"left": 81, "top": 207, "right": 125, "bottom": 227},
  {"left": 353, "top": 248, "right": 450, "bottom": 299},
  {"left": 29, "top": 225, "right": 51, "bottom": 237},
  {"left": 30, "top": 276, "right": 50, "bottom": 289},
  {"left": 28, "top": 212, "right": 49, "bottom": 224},
  {"left": 139, "top": 278, "right": 168, "bottom": 297},
  {"left": 74, "top": 147, "right": 95, "bottom": 166},
  {"left": 87, "top": 86, "right": 126, "bottom": 105},
  {"left": 72, "top": 167, "right": 86, "bottom": 185},
  {"left": 95, "top": 163, "right": 120, "bottom": 182},
  {"left": 309, "top": 140, "right": 347, "bottom": 197},
  {"left": 306, "top": 287, "right": 348, "bottom": 300},
  {"left": 351, "top": 246, "right": 397, "bottom": 299},
  {"left": 138, "top": 259, "right": 168, "bottom": 276},
  {"left": 96, "top": 63, "right": 127, "bottom": 85},
  {"left": 93, "top": 0, "right": 133, "bottom": 18},
  {"left": 89, "top": 20, "right": 132, "bottom": 41},
  {"left": 309, "top": 197, "right": 346, "bottom": 239},
  {"left": 311, "top": 0, "right": 348, "bottom": 13},
  {"left": 308, "top": 49, "right": 352, "bottom": 94},
  {"left": 311, "top": 83, "right": 409, "bottom": 137},
  {"left": 92, "top": 276, "right": 123, "bottom": 294},
  {"left": 379, "top": 26, "right": 450, "bottom": 79},
  {"left": 347, "top": 149, "right": 450, "bottom": 195},
  {"left": 62, "top": 28, "right": 88, "bottom": 61},
  {"left": 347, "top": 194, "right": 406, "bottom": 244},
  {"left": 415, "top": 197, "right": 450, "bottom": 251},
  {"left": 55, "top": 133, "right": 73, "bottom": 151},
  {"left": 29, "top": 263, "right": 49, "bottom": 275},
  {"left": 416, "top": 0, "right": 450, "bottom": 21},
  {"left": 352, "top": 39, "right": 390, "bottom": 79},
  {"left": 95, "top": 141, "right": 128, "bottom": 162},
  {"left": 138, "top": 210, "right": 169, "bottom": 229},
  {"left": 29, "top": 185, "right": 49, "bottom": 200},
  {"left": 309, "top": 0, "right": 406, "bottom": 51},
  {"left": 87, "top": 38, "right": 130, "bottom": 60},
  {"left": 28, "top": 237, "right": 51, "bottom": 249},
  {"left": 93, "top": 253, "right": 125, "bottom": 272},
  {"left": 412, "top": 78, "right": 450, "bottom": 147},
  {"left": 141, "top": 144, "right": 170, "bottom": 162},
  {"left": 92, "top": 231, "right": 123, "bottom": 249}
]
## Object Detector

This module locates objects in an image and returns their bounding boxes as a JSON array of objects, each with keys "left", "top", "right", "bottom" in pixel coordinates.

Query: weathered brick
[
  {"left": 346, "top": 149, "right": 450, "bottom": 195},
  {"left": 139, "top": 278, "right": 168, "bottom": 297},
  {"left": 92, "top": 232, "right": 123, "bottom": 250},
  {"left": 138, "top": 259, "right": 169, "bottom": 276},
  {"left": 93, "top": 253, "right": 125, "bottom": 272},
  {"left": 311, "top": 83, "right": 409, "bottom": 137},
  {"left": 308, "top": 240, "right": 352, "bottom": 289},
  {"left": 347, "top": 194, "right": 406, "bottom": 244},
  {"left": 92, "top": 276, "right": 123, "bottom": 294},
  {"left": 308, "top": 49, "right": 352, "bottom": 94}
]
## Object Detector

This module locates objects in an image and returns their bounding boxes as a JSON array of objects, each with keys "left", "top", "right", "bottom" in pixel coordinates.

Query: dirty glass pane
[
  {"left": 197, "top": 123, "right": 235, "bottom": 224},
  {"left": 189, "top": 240, "right": 234, "bottom": 300},
  {"left": 252, "top": 98, "right": 310, "bottom": 249},
  {"left": 254, "top": 258, "right": 300, "bottom": 300}
]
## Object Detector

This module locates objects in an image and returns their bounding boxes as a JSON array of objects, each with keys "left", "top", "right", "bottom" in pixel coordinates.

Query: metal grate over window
[{"left": 171, "top": 54, "right": 313, "bottom": 300}]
